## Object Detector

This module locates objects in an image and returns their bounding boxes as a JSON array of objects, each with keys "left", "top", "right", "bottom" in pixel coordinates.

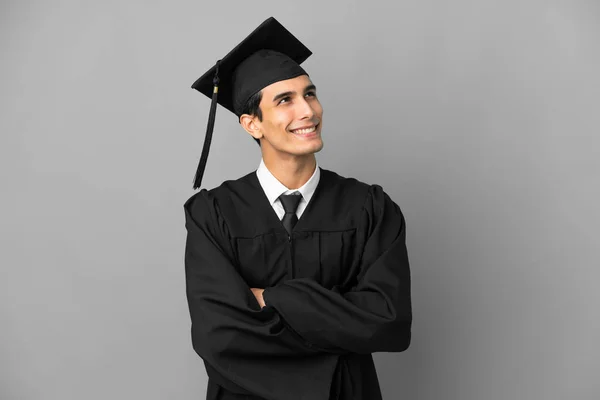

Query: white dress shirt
[{"left": 255, "top": 158, "right": 321, "bottom": 220}]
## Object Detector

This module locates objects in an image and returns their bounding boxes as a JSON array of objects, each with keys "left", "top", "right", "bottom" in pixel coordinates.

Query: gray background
[{"left": 1, "top": 0, "right": 599, "bottom": 399}]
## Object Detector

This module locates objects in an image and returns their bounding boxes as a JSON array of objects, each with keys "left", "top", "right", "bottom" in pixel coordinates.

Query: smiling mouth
[{"left": 290, "top": 124, "right": 319, "bottom": 135}]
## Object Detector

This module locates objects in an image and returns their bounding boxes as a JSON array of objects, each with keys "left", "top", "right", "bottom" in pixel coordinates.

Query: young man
[{"left": 184, "top": 17, "right": 412, "bottom": 400}]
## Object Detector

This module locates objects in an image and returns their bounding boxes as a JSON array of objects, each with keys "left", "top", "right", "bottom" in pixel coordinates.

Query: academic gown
[{"left": 184, "top": 168, "right": 412, "bottom": 400}]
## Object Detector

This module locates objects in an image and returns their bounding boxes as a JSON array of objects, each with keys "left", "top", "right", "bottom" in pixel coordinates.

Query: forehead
[{"left": 260, "top": 74, "right": 313, "bottom": 97}]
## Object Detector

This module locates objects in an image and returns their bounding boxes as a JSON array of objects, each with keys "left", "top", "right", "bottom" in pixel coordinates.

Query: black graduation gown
[{"left": 184, "top": 168, "right": 412, "bottom": 400}]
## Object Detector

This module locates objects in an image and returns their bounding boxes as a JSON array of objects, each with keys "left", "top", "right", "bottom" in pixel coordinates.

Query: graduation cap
[{"left": 190, "top": 17, "right": 313, "bottom": 189}]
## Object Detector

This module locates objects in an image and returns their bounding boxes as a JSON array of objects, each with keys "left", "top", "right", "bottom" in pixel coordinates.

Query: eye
[
  {"left": 278, "top": 96, "right": 291, "bottom": 105},
  {"left": 305, "top": 91, "right": 317, "bottom": 98}
]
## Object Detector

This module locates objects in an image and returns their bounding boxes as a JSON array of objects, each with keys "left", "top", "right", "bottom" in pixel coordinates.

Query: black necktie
[{"left": 279, "top": 192, "right": 302, "bottom": 236}]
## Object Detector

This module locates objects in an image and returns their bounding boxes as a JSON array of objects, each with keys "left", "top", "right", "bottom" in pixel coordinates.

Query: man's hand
[{"left": 250, "top": 288, "right": 266, "bottom": 308}]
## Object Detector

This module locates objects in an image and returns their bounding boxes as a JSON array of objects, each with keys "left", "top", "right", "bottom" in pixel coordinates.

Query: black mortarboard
[{"left": 190, "top": 17, "right": 312, "bottom": 189}]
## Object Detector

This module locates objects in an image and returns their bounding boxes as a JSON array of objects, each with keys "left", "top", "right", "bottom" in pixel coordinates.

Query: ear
[{"left": 240, "top": 114, "right": 262, "bottom": 140}]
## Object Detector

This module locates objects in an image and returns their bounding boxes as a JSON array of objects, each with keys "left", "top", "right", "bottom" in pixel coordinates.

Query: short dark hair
[{"left": 239, "top": 91, "right": 263, "bottom": 147}]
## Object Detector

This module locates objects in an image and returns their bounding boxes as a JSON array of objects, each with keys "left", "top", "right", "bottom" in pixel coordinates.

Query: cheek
[
  {"left": 270, "top": 112, "right": 294, "bottom": 133},
  {"left": 261, "top": 114, "right": 290, "bottom": 139}
]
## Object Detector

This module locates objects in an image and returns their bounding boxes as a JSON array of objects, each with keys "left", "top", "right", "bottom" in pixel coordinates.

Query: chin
[
  {"left": 300, "top": 146, "right": 323, "bottom": 157},
  {"left": 311, "top": 140, "right": 324, "bottom": 153},
  {"left": 267, "top": 136, "right": 324, "bottom": 157},
  {"left": 295, "top": 138, "right": 323, "bottom": 155}
]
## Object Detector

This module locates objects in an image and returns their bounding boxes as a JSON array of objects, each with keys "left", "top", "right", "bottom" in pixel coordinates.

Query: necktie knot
[
  {"left": 279, "top": 192, "right": 302, "bottom": 235},
  {"left": 279, "top": 192, "right": 302, "bottom": 214}
]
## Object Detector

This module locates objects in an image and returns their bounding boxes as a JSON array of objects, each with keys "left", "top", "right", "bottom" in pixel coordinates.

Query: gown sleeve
[
  {"left": 184, "top": 190, "right": 341, "bottom": 400},
  {"left": 262, "top": 184, "right": 412, "bottom": 355}
]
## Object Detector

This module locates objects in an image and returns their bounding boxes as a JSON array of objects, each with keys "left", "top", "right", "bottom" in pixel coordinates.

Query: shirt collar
[{"left": 256, "top": 158, "right": 321, "bottom": 206}]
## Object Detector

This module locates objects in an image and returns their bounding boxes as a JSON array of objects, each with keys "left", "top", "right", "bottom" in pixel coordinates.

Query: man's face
[{"left": 252, "top": 74, "right": 324, "bottom": 159}]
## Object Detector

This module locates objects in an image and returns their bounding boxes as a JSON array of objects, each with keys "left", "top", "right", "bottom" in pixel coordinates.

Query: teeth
[{"left": 292, "top": 126, "right": 316, "bottom": 134}]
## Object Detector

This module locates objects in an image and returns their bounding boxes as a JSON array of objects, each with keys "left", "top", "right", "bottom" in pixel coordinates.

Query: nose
[{"left": 297, "top": 97, "right": 315, "bottom": 120}]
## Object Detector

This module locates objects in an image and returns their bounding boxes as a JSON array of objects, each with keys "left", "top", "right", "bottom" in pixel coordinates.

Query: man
[{"left": 184, "top": 17, "right": 412, "bottom": 400}]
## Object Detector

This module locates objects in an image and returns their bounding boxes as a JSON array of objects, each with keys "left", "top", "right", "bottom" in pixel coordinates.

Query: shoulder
[
  {"left": 320, "top": 168, "right": 397, "bottom": 211},
  {"left": 183, "top": 171, "right": 256, "bottom": 220},
  {"left": 319, "top": 168, "right": 370, "bottom": 199}
]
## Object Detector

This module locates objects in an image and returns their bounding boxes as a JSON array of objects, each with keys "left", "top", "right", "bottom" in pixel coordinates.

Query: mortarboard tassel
[{"left": 193, "top": 60, "right": 220, "bottom": 190}]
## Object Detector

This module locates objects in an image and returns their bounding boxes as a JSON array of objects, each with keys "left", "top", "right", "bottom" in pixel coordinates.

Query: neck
[{"left": 262, "top": 153, "right": 317, "bottom": 190}]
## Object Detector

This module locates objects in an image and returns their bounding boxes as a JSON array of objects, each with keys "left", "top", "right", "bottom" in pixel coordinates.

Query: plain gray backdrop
[{"left": 1, "top": 1, "right": 599, "bottom": 399}]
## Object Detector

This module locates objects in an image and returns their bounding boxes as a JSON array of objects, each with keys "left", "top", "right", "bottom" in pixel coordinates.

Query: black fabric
[
  {"left": 184, "top": 168, "right": 412, "bottom": 400},
  {"left": 279, "top": 192, "right": 302, "bottom": 236}
]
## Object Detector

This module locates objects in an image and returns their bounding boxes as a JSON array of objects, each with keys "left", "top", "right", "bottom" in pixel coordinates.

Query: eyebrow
[{"left": 272, "top": 84, "right": 317, "bottom": 103}]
